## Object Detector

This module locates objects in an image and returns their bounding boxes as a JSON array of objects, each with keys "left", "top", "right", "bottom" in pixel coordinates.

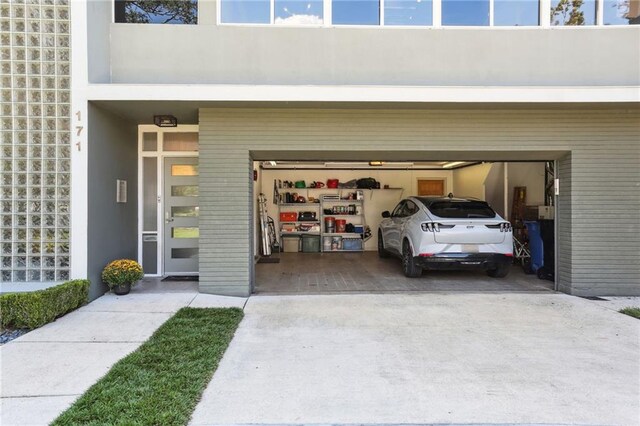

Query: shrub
[
  {"left": 0, "top": 279, "right": 90, "bottom": 330},
  {"left": 101, "top": 259, "right": 144, "bottom": 288}
]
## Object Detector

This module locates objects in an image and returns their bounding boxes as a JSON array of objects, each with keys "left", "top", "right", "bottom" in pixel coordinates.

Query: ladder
[{"left": 258, "top": 193, "right": 271, "bottom": 256}]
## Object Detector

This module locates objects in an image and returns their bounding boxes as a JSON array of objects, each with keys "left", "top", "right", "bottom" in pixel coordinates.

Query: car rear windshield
[{"left": 426, "top": 201, "right": 496, "bottom": 219}]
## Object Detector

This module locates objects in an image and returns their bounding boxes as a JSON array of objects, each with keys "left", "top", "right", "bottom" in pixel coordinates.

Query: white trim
[
  {"left": 597, "top": 0, "right": 604, "bottom": 26},
  {"left": 433, "top": 0, "right": 442, "bottom": 26},
  {"left": 87, "top": 84, "right": 640, "bottom": 103},
  {"left": 137, "top": 126, "right": 144, "bottom": 269},
  {"left": 489, "top": 0, "right": 494, "bottom": 26},
  {"left": 540, "top": 0, "right": 551, "bottom": 27},
  {"left": 70, "top": 0, "right": 89, "bottom": 281},
  {"left": 325, "top": 0, "right": 332, "bottom": 25}
]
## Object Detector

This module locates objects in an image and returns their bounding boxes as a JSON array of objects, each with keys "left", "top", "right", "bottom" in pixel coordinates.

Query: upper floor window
[
  {"left": 384, "top": 0, "right": 433, "bottom": 26},
  {"left": 333, "top": 0, "right": 380, "bottom": 25},
  {"left": 550, "top": 0, "right": 597, "bottom": 25},
  {"left": 276, "top": 0, "right": 324, "bottom": 25},
  {"left": 114, "top": 0, "right": 198, "bottom": 24},
  {"left": 442, "top": 0, "right": 490, "bottom": 26},
  {"left": 495, "top": 0, "right": 540, "bottom": 25},
  {"left": 603, "top": 0, "right": 640, "bottom": 24},
  {"left": 221, "top": 0, "right": 270, "bottom": 24},
  {"left": 216, "top": 0, "right": 638, "bottom": 26}
]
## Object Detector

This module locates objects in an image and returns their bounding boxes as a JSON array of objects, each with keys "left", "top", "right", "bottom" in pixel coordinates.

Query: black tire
[
  {"left": 378, "top": 230, "right": 390, "bottom": 258},
  {"left": 487, "top": 263, "right": 510, "bottom": 278},
  {"left": 402, "top": 240, "right": 422, "bottom": 278}
]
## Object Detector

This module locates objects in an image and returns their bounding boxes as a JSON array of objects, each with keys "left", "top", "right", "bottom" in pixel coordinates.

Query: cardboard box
[{"left": 538, "top": 206, "right": 555, "bottom": 219}]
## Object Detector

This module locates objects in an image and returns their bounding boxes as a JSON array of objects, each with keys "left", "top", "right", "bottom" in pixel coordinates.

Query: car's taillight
[
  {"left": 485, "top": 222, "right": 512, "bottom": 232},
  {"left": 421, "top": 223, "right": 454, "bottom": 232}
]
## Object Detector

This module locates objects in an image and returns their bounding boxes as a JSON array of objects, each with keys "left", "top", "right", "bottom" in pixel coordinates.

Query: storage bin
[
  {"left": 280, "top": 212, "right": 298, "bottom": 222},
  {"left": 301, "top": 235, "right": 320, "bottom": 253},
  {"left": 524, "top": 221, "right": 543, "bottom": 272},
  {"left": 283, "top": 236, "right": 300, "bottom": 253},
  {"left": 342, "top": 238, "right": 363, "bottom": 251},
  {"left": 354, "top": 225, "right": 364, "bottom": 234}
]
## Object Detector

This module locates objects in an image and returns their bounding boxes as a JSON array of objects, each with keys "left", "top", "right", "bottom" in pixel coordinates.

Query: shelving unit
[
  {"left": 320, "top": 195, "right": 366, "bottom": 253},
  {"left": 278, "top": 202, "right": 321, "bottom": 239},
  {"left": 275, "top": 186, "right": 401, "bottom": 253}
]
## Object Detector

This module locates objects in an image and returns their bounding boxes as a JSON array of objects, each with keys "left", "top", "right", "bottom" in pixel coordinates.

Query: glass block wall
[{"left": 0, "top": 0, "right": 71, "bottom": 282}]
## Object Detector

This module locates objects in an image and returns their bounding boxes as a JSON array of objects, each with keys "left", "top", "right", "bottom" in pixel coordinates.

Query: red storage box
[{"left": 280, "top": 212, "right": 298, "bottom": 222}]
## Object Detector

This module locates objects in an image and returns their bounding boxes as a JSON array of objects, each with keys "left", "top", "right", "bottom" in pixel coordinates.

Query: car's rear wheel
[
  {"left": 378, "top": 230, "right": 390, "bottom": 258},
  {"left": 402, "top": 240, "right": 422, "bottom": 278},
  {"left": 487, "top": 263, "right": 510, "bottom": 278}
]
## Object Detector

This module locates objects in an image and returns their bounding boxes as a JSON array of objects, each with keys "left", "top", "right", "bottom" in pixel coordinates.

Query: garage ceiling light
[
  {"left": 442, "top": 161, "right": 467, "bottom": 169},
  {"left": 324, "top": 162, "right": 370, "bottom": 167}
]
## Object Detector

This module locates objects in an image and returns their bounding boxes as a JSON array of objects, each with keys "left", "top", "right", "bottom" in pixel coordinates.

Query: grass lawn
[
  {"left": 53, "top": 307, "right": 243, "bottom": 426},
  {"left": 619, "top": 307, "right": 640, "bottom": 319}
]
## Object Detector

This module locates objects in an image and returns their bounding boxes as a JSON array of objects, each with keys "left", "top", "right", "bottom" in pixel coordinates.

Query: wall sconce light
[{"left": 153, "top": 115, "right": 178, "bottom": 127}]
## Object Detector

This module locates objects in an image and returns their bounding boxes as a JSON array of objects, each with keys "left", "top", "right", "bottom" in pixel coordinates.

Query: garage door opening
[{"left": 253, "top": 159, "right": 557, "bottom": 294}]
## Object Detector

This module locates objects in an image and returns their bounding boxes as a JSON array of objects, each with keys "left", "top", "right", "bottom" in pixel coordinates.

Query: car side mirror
[{"left": 382, "top": 211, "right": 390, "bottom": 218}]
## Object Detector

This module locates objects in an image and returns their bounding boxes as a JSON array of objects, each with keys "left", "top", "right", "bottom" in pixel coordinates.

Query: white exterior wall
[{"left": 107, "top": 25, "right": 640, "bottom": 87}]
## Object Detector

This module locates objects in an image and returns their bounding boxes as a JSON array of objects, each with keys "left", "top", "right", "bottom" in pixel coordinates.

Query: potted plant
[{"left": 101, "top": 259, "right": 144, "bottom": 295}]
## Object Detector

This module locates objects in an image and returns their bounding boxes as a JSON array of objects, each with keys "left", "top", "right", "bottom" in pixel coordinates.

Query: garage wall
[
  {"left": 507, "top": 162, "right": 546, "bottom": 210},
  {"left": 199, "top": 106, "right": 640, "bottom": 297},
  {"left": 485, "top": 163, "right": 506, "bottom": 218},
  {"left": 452, "top": 163, "right": 492, "bottom": 200}
]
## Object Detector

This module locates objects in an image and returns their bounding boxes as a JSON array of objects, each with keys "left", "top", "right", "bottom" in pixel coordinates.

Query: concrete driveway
[{"left": 190, "top": 293, "right": 640, "bottom": 425}]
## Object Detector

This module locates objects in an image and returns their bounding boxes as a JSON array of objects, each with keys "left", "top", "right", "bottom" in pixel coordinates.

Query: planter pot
[{"left": 112, "top": 283, "right": 131, "bottom": 295}]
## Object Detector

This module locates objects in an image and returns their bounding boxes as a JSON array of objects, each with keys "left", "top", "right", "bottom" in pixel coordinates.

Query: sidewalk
[{"left": 0, "top": 291, "right": 246, "bottom": 426}]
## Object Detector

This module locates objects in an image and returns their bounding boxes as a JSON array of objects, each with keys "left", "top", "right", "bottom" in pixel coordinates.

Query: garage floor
[{"left": 255, "top": 252, "right": 553, "bottom": 294}]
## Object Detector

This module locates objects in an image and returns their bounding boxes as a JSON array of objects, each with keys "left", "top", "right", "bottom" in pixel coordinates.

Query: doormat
[
  {"left": 580, "top": 296, "right": 609, "bottom": 301},
  {"left": 162, "top": 275, "right": 199, "bottom": 282},
  {"left": 257, "top": 256, "right": 280, "bottom": 264}
]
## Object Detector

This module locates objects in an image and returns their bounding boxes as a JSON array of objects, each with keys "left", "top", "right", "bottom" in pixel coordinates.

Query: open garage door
[{"left": 253, "top": 158, "right": 557, "bottom": 295}]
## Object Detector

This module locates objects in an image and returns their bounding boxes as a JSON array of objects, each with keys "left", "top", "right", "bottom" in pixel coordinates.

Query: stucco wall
[
  {"left": 106, "top": 24, "right": 640, "bottom": 86},
  {"left": 87, "top": 104, "right": 138, "bottom": 300}
]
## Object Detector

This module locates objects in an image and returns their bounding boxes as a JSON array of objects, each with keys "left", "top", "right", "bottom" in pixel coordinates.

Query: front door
[{"left": 164, "top": 157, "right": 199, "bottom": 274}]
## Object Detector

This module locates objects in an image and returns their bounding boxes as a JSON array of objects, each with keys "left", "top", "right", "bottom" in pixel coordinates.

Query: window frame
[{"left": 120, "top": 0, "right": 632, "bottom": 27}]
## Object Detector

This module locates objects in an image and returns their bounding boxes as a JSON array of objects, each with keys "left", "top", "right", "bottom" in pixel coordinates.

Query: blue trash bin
[{"left": 524, "top": 221, "right": 544, "bottom": 272}]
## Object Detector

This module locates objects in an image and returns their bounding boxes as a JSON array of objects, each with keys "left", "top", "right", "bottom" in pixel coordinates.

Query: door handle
[{"left": 165, "top": 212, "right": 174, "bottom": 223}]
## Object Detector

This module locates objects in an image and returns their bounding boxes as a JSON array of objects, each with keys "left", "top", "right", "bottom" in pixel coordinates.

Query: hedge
[{"left": 0, "top": 279, "right": 90, "bottom": 330}]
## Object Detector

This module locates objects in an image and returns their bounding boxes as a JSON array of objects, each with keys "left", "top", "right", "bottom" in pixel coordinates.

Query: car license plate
[{"left": 462, "top": 244, "right": 479, "bottom": 253}]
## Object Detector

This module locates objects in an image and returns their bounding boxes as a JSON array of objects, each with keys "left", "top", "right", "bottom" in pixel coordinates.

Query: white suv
[{"left": 378, "top": 196, "right": 513, "bottom": 278}]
